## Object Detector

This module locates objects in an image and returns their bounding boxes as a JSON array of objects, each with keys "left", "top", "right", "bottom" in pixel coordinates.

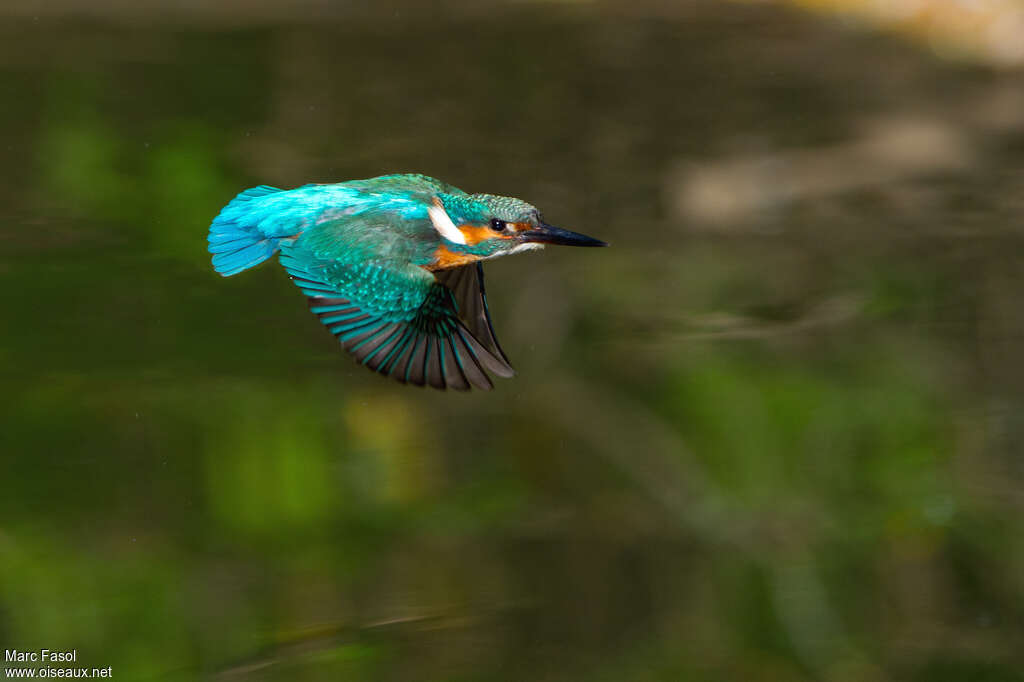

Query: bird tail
[{"left": 208, "top": 185, "right": 288, "bottom": 276}]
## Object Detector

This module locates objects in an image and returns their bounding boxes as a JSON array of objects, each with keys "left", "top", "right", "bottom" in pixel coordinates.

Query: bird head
[{"left": 427, "top": 193, "right": 606, "bottom": 268}]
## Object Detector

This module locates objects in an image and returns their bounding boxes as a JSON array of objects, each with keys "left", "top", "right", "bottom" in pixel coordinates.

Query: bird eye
[{"left": 490, "top": 219, "right": 508, "bottom": 233}]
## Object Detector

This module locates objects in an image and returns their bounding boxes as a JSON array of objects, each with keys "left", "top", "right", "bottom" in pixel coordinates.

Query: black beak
[{"left": 519, "top": 222, "right": 608, "bottom": 247}]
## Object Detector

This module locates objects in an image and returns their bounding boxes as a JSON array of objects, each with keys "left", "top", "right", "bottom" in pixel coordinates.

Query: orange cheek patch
[
  {"left": 458, "top": 223, "right": 526, "bottom": 245},
  {"left": 458, "top": 224, "right": 499, "bottom": 246}
]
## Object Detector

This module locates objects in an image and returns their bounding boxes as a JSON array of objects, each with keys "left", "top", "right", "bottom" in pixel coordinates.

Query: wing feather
[
  {"left": 441, "top": 336, "right": 471, "bottom": 391},
  {"left": 434, "top": 263, "right": 514, "bottom": 376},
  {"left": 279, "top": 237, "right": 513, "bottom": 391},
  {"left": 424, "top": 337, "right": 446, "bottom": 389},
  {"left": 405, "top": 336, "right": 428, "bottom": 386},
  {"left": 450, "top": 330, "right": 494, "bottom": 390}
]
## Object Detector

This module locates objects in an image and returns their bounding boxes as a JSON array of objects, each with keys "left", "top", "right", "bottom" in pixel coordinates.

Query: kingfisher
[{"left": 207, "top": 173, "right": 606, "bottom": 391}]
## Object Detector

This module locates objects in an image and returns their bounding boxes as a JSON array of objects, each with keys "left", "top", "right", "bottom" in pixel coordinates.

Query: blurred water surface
[{"left": 3, "top": 2, "right": 1024, "bottom": 680}]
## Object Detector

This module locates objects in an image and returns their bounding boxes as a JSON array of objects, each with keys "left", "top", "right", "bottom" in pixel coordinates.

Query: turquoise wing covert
[{"left": 279, "top": 247, "right": 515, "bottom": 391}]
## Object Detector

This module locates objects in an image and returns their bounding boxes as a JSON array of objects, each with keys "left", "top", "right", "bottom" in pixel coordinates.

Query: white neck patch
[
  {"left": 508, "top": 242, "right": 544, "bottom": 255},
  {"left": 428, "top": 201, "right": 466, "bottom": 244},
  {"left": 479, "top": 241, "right": 544, "bottom": 262}
]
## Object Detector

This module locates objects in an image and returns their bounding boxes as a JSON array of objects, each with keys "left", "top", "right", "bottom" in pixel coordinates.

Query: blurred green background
[{"left": 3, "top": 1, "right": 1024, "bottom": 680}]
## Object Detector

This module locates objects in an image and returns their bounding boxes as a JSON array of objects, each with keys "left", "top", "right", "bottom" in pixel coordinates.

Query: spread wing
[
  {"left": 279, "top": 248, "right": 513, "bottom": 391},
  {"left": 433, "top": 263, "right": 513, "bottom": 370}
]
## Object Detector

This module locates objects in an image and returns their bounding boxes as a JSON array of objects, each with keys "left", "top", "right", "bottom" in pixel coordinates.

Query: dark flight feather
[
  {"left": 280, "top": 250, "right": 502, "bottom": 390},
  {"left": 434, "top": 264, "right": 515, "bottom": 378}
]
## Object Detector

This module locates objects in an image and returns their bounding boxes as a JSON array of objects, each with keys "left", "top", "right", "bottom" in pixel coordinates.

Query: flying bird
[{"left": 207, "top": 174, "right": 606, "bottom": 390}]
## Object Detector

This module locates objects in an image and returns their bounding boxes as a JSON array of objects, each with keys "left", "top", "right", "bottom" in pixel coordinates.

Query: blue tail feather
[
  {"left": 208, "top": 185, "right": 286, "bottom": 277},
  {"left": 208, "top": 236, "right": 259, "bottom": 254}
]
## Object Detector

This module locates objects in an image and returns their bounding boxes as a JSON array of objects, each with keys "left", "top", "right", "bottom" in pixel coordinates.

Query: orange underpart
[{"left": 426, "top": 244, "right": 481, "bottom": 270}]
